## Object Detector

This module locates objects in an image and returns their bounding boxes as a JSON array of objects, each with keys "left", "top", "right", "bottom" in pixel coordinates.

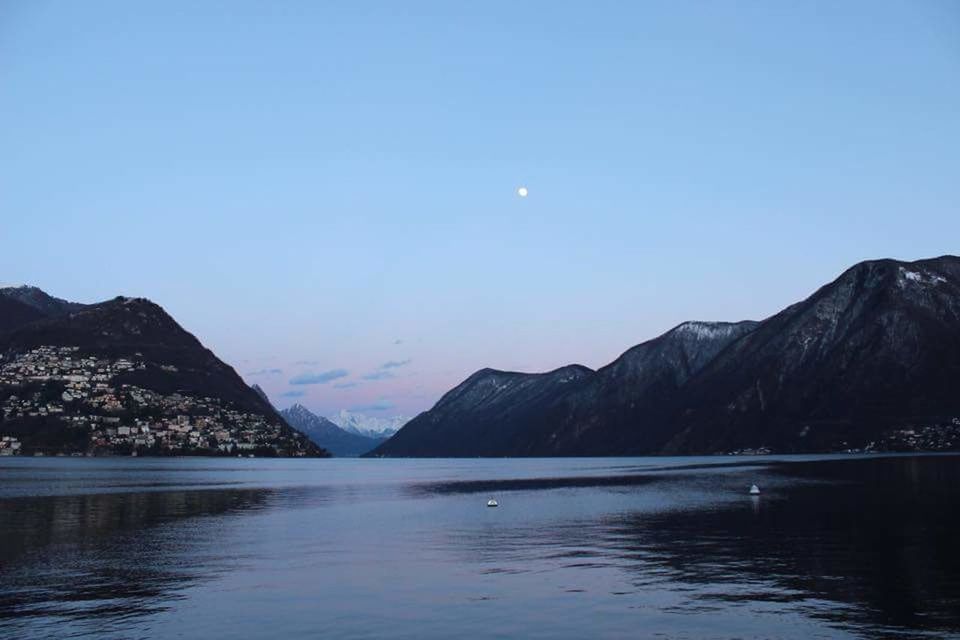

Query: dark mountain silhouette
[
  {"left": 0, "top": 291, "right": 327, "bottom": 457},
  {"left": 3, "top": 296, "right": 270, "bottom": 412},
  {"left": 375, "top": 321, "right": 753, "bottom": 456},
  {"left": 665, "top": 257, "right": 960, "bottom": 453},
  {"left": 373, "top": 256, "right": 960, "bottom": 457},
  {"left": 0, "top": 295, "right": 46, "bottom": 335},
  {"left": 251, "top": 384, "right": 273, "bottom": 407},
  {"left": 0, "top": 285, "right": 85, "bottom": 317},
  {"left": 373, "top": 364, "right": 593, "bottom": 457}
]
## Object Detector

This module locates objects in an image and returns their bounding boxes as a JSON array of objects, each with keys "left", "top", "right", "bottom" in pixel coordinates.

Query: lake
[{"left": 1, "top": 454, "right": 958, "bottom": 639}]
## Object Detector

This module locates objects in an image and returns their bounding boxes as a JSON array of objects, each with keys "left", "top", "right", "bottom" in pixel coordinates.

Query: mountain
[
  {"left": 280, "top": 404, "right": 380, "bottom": 456},
  {"left": 556, "top": 320, "right": 760, "bottom": 455},
  {"left": 329, "top": 409, "right": 409, "bottom": 439},
  {"left": 665, "top": 257, "right": 960, "bottom": 454},
  {"left": 0, "top": 285, "right": 86, "bottom": 317},
  {"left": 375, "top": 364, "right": 593, "bottom": 457},
  {"left": 251, "top": 384, "right": 272, "bottom": 407},
  {"left": 0, "top": 295, "right": 46, "bottom": 335},
  {"left": 372, "top": 256, "right": 960, "bottom": 457},
  {"left": 374, "top": 321, "right": 753, "bottom": 457},
  {"left": 0, "top": 290, "right": 327, "bottom": 457}
]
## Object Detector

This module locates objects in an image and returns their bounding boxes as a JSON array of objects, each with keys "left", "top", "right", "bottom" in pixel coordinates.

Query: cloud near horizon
[
  {"left": 280, "top": 390, "right": 306, "bottom": 398},
  {"left": 289, "top": 369, "right": 349, "bottom": 385},
  {"left": 350, "top": 400, "right": 395, "bottom": 412},
  {"left": 362, "top": 370, "right": 395, "bottom": 381},
  {"left": 247, "top": 368, "right": 283, "bottom": 377},
  {"left": 359, "top": 358, "right": 411, "bottom": 381},
  {"left": 380, "top": 359, "right": 412, "bottom": 369},
  {"left": 334, "top": 381, "right": 359, "bottom": 389}
]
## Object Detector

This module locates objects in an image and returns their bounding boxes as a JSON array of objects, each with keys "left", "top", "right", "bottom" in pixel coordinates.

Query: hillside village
[{"left": 0, "top": 345, "right": 315, "bottom": 456}]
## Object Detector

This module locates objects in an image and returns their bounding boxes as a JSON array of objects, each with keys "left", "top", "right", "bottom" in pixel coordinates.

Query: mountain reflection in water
[
  {"left": 0, "top": 455, "right": 957, "bottom": 639},
  {"left": 0, "top": 488, "right": 272, "bottom": 635}
]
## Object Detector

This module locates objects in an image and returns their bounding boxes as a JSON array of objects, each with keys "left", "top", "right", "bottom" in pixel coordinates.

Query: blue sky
[{"left": 2, "top": 1, "right": 958, "bottom": 418}]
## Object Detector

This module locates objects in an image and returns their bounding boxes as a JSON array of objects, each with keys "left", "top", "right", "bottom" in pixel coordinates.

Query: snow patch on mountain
[
  {"left": 898, "top": 267, "right": 947, "bottom": 288},
  {"left": 329, "top": 410, "right": 410, "bottom": 439},
  {"left": 674, "top": 321, "right": 748, "bottom": 341}
]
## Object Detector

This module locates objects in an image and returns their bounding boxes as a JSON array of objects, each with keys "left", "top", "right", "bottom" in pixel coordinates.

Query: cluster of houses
[
  {"left": 727, "top": 446, "right": 773, "bottom": 456},
  {"left": 719, "top": 419, "right": 960, "bottom": 455},
  {"left": 0, "top": 345, "right": 311, "bottom": 456},
  {"left": 0, "top": 436, "right": 22, "bottom": 456},
  {"left": 85, "top": 405, "right": 297, "bottom": 455},
  {"left": 867, "top": 419, "right": 960, "bottom": 452}
]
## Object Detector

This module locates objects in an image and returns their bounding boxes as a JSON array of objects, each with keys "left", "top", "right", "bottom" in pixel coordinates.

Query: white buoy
[
  {"left": 749, "top": 484, "right": 761, "bottom": 495},
  {"left": 487, "top": 498, "right": 499, "bottom": 508}
]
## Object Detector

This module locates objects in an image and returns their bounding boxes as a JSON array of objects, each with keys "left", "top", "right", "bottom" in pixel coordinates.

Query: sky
[{"left": 1, "top": 1, "right": 958, "bottom": 419}]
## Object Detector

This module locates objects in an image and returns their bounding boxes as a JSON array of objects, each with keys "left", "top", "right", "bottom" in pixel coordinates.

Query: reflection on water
[
  {"left": 607, "top": 460, "right": 960, "bottom": 637},
  {"left": 0, "top": 488, "right": 272, "bottom": 637},
  {"left": 0, "top": 455, "right": 958, "bottom": 639}
]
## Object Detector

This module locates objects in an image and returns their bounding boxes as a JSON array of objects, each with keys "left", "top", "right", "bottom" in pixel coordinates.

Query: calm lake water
[{"left": 0, "top": 454, "right": 958, "bottom": 639}]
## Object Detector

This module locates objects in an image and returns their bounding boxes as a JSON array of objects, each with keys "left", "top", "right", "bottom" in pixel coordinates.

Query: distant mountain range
[
  {"left": 249, "top": 387, "right": 400, "bottom": 455},
  {"left": 329, "top": 409, "right": 408, "bottom": 439},
  {"left": 372, "top": 256, "right": 960, "bottom": 457},
  {"left": 7, "top": 255, "right": 959, "bottom": 459},
  {"left": 0, "top": 286, "right": 327, "bottom": 457},
  {"left": 279, "top": 404, "right": 382, "bottom": 456}
]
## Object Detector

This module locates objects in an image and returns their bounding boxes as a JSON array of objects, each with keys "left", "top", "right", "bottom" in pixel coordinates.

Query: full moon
[{"left": 517, "top": 186, "right": 529, "bottom": 198}]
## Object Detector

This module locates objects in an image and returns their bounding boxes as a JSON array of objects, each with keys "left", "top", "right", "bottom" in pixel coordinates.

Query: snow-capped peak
[{"left": 329, "top": 409, "right": 410, "bottom": 439}]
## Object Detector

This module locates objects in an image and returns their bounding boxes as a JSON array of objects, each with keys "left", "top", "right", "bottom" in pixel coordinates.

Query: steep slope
[
  {"left": 544, "top": 320, "right": 760, "bottom": 455},
  {"left": 251, "top": 384, "right": 273, "bottom": 407},
  {"left": 376, "top": 364, "right": 594, "bottom": 456},
  {"left": 373, "top": 321, "right": 755, "bottom": 457},
  {"left": 374, "top": 255, "right": 960, "bottom": 457},
  {"left": 280, "top": 404, "right": 380, "bottom": 456},
  {"left": 0, "top": 292, "right": 326, "bottom": 457},
  {"left": 2, "top": 297, "right": 266, "bottom": 411},
  {"left": 666, "top": 256, "right": 960, "bottom": 453}
]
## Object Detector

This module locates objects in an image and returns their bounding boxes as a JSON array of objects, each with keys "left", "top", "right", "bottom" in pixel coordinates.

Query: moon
[{"left": 517, "top": 186, "right": 529, "bottom": 198}]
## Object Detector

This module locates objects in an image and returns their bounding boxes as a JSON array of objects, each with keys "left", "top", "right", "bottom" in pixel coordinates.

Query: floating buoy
[
  {"left": 487, "top": 498, "right": 499, "bottom": 507},
  {"left": 749, "top": 484, "right": 761, "bottom": 495}
]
